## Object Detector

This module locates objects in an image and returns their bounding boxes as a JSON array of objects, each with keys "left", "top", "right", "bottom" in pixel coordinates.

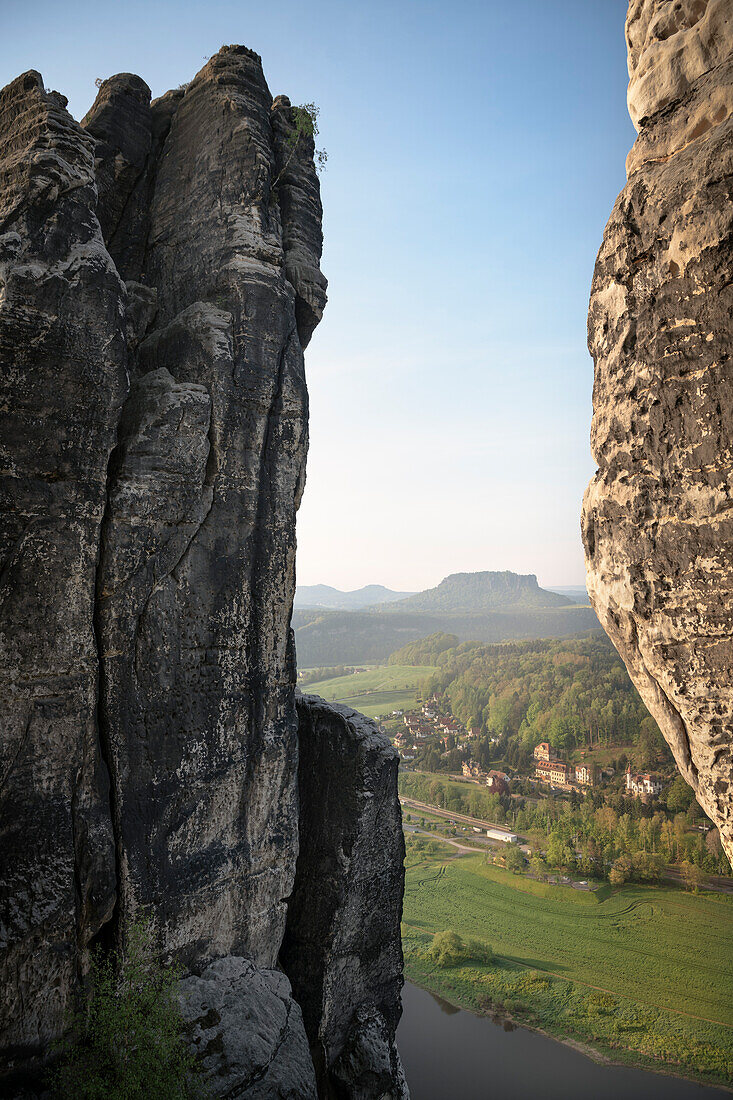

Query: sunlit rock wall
[{"left": 583, "top": 0, "right": 733, "bottom": 861}]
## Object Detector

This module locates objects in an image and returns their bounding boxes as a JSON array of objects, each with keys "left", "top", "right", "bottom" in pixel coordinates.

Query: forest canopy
[{"left": 389, "top": 632, "right": 668, "bottom": 767}]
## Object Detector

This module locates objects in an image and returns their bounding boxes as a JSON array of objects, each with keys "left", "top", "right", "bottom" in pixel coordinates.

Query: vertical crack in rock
[
  {"left": 90, "top": 478, "right": 123, "bottom": 956},
  {"left": 583, "top": 0, "right": 733, "bottom": 861}
]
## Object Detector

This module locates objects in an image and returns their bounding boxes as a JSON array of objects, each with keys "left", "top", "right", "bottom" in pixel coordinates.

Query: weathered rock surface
[
  {"left": 0, "top": 45, "right": 408, "bottom": 1100},
  {"left": 626, "top": 0, "right": 732, "bottom": 128},
  {"left": 331, "top": 1008, "right": 410, "bottom": 1100},
  {"left": 80, "top": 73, "right": 152, "bottom": 278},
  {"left": 0, "top": 70, "right": 126, "bottom": 1071},
  {"left": 583, "top": 1, "right": 733, "bottom": 861},
  {"left": 271, "top": 96, "right": 328, "bottom": 348},
  {"left": 179, "top": 956, "right": 318, "bottom": 1098},
  {"left": 283, "top": 697, "right": 407, "bottom": 1099},
  {"left": 96, "top": 46, "right": 315, "bottom": 972}
]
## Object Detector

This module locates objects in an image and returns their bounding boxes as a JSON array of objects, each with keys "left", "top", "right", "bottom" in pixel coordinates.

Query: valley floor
[
  {"left": 301, "top": 664, "right": 435, "bottom": 718},
  {"left": 402, "top": 843, "right": 733, "bottom": 1089}
]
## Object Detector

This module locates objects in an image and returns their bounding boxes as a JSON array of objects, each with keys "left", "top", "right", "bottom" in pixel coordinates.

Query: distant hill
[
  {"left": 293, "top": 604, "right": 600, "bottom": 668},
  {"left": 294, "top": 583, "right": 415, "bottom": 611},
  {"left": 547, "top": 585, "right": 590, "bottom": 604},
  {"left": 386, "top": 571, "right": 573, "bottom": 614},
  {"left": 293, "top": 571, "right": 601, "bottom": 667}
]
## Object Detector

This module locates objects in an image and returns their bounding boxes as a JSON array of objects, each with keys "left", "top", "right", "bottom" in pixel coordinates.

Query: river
[{"left": 397, "top": 981, "right": 730, "bottom": 1100}]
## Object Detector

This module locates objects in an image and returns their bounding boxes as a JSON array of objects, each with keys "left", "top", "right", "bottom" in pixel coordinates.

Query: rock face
[
  {"left": 0, "top": 70, "right": 126, "bottom": 1068},
  {"left": 96, "top": 46, "right": 313, "bottom": 974},
  {"left": 583, "top": 1, "right": 733, "bottom": 862},
  {"left": 179, "top": 957, "right": 318, "bottom": 1099},
  {"left": 0, "top": 47, "right": 407, "bottom": 1099},
  {"left": 283, "top": 697, "right": 408, "bottom": 1099}
]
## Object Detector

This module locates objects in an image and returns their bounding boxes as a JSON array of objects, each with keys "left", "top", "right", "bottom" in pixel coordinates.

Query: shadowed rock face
[
  {"left": 583, "top": 1, "right": 733, "bottom": 862},
  {"left": 0, "top": 70, "right": 126, "bottom": 1066},
  {"left": 0, "top": 47, "right": 407, "bottom": 1099},
  {"left": 283, "top": 697, "right": 408, "bottom": 1099},
  {"left": 178, "top": 957, "right": 319, "bottom": 1099},
  {"left": 80, "top": 73, "right": 153, "bottom": 276},
  {"left": 96, "top": 46, "right": 311, "bottom": 974}
]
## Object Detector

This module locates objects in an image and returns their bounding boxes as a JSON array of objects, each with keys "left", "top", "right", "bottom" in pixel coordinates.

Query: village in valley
[
  {"left": 391, "top": 695, "right": 663, "bottom": 802},
  {"left": 302, "top": 648, "right": 727, "bottom": 885}
]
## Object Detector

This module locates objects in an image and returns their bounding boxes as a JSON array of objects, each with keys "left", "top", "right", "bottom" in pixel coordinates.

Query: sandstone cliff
[
  {"left": 0, "top": 47, "right": 406, "bottom": 1099},
  {"left": 583, "top": 0, "right": 733, "bottom": 861}
]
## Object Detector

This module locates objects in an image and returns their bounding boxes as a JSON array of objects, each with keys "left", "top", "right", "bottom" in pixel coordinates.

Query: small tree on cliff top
[
  {"left": 293, "top": 102, "right": 328, "bottom": 173},
  {"left": 271, "top": 102, "right": 327, "bottom": 199}
]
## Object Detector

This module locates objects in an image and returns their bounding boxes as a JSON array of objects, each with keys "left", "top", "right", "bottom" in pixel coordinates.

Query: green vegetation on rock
[{"left": 51, "top": 919, "right": 201, "bottom": 1100}]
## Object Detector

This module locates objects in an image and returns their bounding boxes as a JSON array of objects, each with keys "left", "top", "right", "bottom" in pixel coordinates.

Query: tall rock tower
[{"left": 0, "top": 48, "right": 407, "bottom": 1099}]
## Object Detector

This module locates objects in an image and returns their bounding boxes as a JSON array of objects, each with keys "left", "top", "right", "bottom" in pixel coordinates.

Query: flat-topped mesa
[{"left": 583, "top": 1, "right": 733, "bottom": 861}]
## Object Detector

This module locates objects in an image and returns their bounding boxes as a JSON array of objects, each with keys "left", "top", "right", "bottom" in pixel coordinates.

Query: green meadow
[
  {"left": 303, "top": 664, "right": 436, "bottom": 718},
  {"left": 403, "top": 842, "right": 733, "bottom": 1086}
]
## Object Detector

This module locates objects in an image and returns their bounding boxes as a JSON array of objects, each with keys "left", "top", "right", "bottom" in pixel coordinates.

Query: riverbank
[
  {"left": 402, "top": 843, "right": 733, "bottom": 1090},
  {"left": 398, "top": 979, "right": 733, "bottom": 1100},
  {"left": 402, "top": 951, "right": 733, "bottom": 1092}
]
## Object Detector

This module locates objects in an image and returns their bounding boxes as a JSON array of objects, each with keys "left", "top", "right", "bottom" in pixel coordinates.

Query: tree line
[
  {"left": 298, "top": 665, "right": 352, "bottom": 687},
  {"left": 399, "top": 770, "right": 730, "bottom": 878}
]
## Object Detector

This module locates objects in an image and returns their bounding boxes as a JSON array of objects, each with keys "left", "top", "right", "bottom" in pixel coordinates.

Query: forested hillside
[
  {"left": 293, "top": 605, "right": 599, "bottom": 667},
  {"left": 390, "top": 632, "right": 667, "bottom": 767}
]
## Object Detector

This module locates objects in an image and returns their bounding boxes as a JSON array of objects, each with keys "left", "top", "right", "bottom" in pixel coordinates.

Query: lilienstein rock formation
[
  {"left": 583, "top": 0, "right": 733, "bottom": 863},
  {"left": 0, "top": 47, "right": 408, "bottom": 1099}
]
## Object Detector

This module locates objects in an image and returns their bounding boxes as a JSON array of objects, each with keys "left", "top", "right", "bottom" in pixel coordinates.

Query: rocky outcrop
[
  {"left": 583, "top": 0, "right": 733, "bottom": 861},
  {"left": 271, "top": 96, "right": 327, "bottom": 348},
  {"left": 0, "top": 46, "right": 407, "bottom": 1100},
  {"left": 179, "top": 957, "right": 318, "bottom": 1098},
  {"left": 283, "top": 697, "right": 408, "bottom": 1099},
  {"left": 80, "top": 73, "right": 153, "bottom": 278}
]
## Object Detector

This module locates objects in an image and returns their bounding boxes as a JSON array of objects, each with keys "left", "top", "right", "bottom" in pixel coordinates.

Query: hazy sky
[{"left": 3, "top": 0, "right": 636, "bottom": 591}]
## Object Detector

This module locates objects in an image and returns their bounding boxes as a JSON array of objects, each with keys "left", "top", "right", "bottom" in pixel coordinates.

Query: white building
[{"left": 626, "top": 766, "right": 662, "bottom": 798}]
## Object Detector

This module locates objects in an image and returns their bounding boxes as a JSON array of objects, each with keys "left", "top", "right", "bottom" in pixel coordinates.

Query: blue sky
[{"left": 3, "top": 0, "right": 635, "bottom": 590}]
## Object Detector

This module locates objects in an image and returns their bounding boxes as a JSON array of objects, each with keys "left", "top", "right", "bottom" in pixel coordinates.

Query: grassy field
[
  {"left": 303, "top": 664, "right": 436, "bottom": 719},
  {"left": 403, "top": 842, "right": 733, "bottom": 1086}
]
